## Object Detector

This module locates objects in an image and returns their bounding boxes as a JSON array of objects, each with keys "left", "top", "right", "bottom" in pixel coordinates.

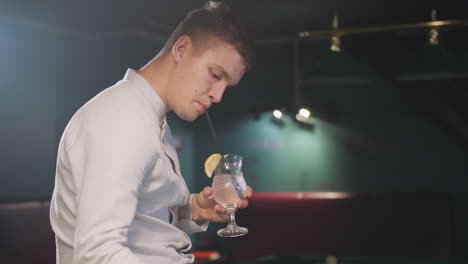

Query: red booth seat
[{"left": 231, "top": 192, "right": 451, "bottom": 261}]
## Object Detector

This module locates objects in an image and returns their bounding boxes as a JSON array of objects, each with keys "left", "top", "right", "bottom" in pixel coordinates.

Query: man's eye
[{"left": 210, "top": 71, "right": 221, "bottom": 80}]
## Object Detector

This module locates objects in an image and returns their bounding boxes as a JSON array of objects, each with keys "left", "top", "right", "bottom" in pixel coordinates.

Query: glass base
[{"left": 217, "top": 225, "right": 248, "bottom": 237}]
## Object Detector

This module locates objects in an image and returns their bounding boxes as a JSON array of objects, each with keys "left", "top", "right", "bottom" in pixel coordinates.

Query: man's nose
[{"left": 208, "top": 84, "right": 226, "bottom": 103}]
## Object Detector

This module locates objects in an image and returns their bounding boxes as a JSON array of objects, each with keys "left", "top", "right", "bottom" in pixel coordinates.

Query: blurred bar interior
[{"left": 1, "top": 0, "right": 468, "bottom": 263}]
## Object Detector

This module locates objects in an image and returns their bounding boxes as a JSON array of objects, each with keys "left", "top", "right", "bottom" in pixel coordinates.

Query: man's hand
[{"left": 191, "top": 186, "right": 253, "bottom": 222}]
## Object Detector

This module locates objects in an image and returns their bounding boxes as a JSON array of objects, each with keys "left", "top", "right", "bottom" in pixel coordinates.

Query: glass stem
[{"left": 227, "top": 208, "right": 237, "bottom": 227}]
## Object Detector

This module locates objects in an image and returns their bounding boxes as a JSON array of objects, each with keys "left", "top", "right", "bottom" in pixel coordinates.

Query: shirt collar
[{"left": 123, "top": 68, "right": 167, "bottom": 127}]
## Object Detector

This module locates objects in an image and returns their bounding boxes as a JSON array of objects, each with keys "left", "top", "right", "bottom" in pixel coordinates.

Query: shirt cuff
[{"left": 177, "top": 194, "right": 209, "bottom": 234}]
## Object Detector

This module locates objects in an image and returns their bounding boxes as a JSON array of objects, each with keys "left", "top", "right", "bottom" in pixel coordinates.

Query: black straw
[{"left": 204, "top": 110, "right": 224, "bottom": 155}]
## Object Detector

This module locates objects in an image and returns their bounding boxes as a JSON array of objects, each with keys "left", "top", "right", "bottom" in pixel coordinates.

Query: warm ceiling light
[
  {"left": 428, "top": 9, "right": 439, "bottom": 46},
  {"left": 298, "top": 108, "right": 311, "bottom": 119},
  {"left": 272, "top": 109, "right": 283, "bottom": 119},
  {"left": 330, "top": 15, "right": 341, "bottom": 52},
  {"left": 330, "top": 35, "right": 341, "bottom": 52}
]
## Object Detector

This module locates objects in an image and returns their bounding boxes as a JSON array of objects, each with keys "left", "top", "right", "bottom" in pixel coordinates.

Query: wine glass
[{"left": 211, "top": 154, "right": 248, "bottom": 237}]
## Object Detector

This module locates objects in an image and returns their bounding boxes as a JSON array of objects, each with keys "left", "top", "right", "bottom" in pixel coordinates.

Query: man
[{"left": 50, "top": 1, "right": 254, "bottom": 263}]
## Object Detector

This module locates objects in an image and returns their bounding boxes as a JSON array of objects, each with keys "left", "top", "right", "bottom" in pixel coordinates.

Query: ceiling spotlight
[
  {"left": 330, "top": 15, "right": 341, "bottom": 52},
  {"left": 298, "top": 108, "right": 311, "bottom": 119},
  {"left": 295, "top": 113, "right": 304, "bottom": 122},
  {"left": 299, "top": 31, "right": 311, "bottom": 38},
  {"left": 428, "top": 9, "right": 439, "bottom": 46},
  {"left": 294, "top": 107, "right": 315, "bottom": 129},
  {"left": 272, "top": 109, "right": 283, "bottom": 119}
]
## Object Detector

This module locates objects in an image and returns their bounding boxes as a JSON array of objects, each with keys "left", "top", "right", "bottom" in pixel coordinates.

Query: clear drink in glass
[{"left": 211, "top": 154, "right": 248, "bottom": 237}]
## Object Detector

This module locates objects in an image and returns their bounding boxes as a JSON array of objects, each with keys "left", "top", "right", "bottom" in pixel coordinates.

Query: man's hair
[{"left": 161, "top": 1, "right": 254, "bottom": 71}]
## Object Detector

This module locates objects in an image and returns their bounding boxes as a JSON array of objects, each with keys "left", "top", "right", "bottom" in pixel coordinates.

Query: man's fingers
[
  {"left": 196, "top": 187, "right": 216, "bottom": 208},
  {"left": 237, "top": 199, "right": 248, "bottom": 209},
  {"left": 202, "top": 186, "right": 213, "bottom": 198},
  {"left": 195, "top": 185, "right": 254, "bottom": 222},
  {"left": 244, "top": 186, "right": 253, "bottom": 198},
  {"left": 236, "top": 185, "right": 253, "bottom": 209},
  {"left": 214, "top": 204, "right": 226, "bottom": 214},
  {"left": 219, "top": 213, "right": 229, "bottom": 222},
  {"left": 214, "top": 205, "right": 229, "bottom": 222}
]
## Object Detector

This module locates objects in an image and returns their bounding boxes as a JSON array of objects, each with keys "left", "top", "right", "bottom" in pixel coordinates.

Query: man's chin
[{"left": 178, "top": 113, "right": 200, "bottom": 122}]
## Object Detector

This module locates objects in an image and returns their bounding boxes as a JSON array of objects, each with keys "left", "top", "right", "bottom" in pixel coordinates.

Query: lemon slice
[{"left": 204, "top": 153, "right": 222, "bottom": 178}]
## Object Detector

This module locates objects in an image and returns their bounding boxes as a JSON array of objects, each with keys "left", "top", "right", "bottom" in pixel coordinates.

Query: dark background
[{"left": 1, "top": 0, "right": 467, "bottom": 260}]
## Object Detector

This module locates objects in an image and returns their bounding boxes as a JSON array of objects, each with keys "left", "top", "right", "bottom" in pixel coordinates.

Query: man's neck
[{"left": 137, "top": 56, "right": 172, "bottom": 111}]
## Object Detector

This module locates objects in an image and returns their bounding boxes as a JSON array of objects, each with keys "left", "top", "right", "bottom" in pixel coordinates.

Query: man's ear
[{"left": 172, "top": 35, "right": 192, "bottom": 63}]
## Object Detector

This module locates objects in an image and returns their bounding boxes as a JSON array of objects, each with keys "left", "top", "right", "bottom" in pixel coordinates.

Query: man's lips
[
  {"left": 197, "top": 101, "right": 209, "bottom": 112},
  {"left": 198, "top": 102, "right": 210, "bottom": 110}
]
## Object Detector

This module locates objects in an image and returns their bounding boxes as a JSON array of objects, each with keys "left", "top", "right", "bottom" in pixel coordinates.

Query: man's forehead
[{"left": 194, "top": 37, "right": 245, "bottom": 63}]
